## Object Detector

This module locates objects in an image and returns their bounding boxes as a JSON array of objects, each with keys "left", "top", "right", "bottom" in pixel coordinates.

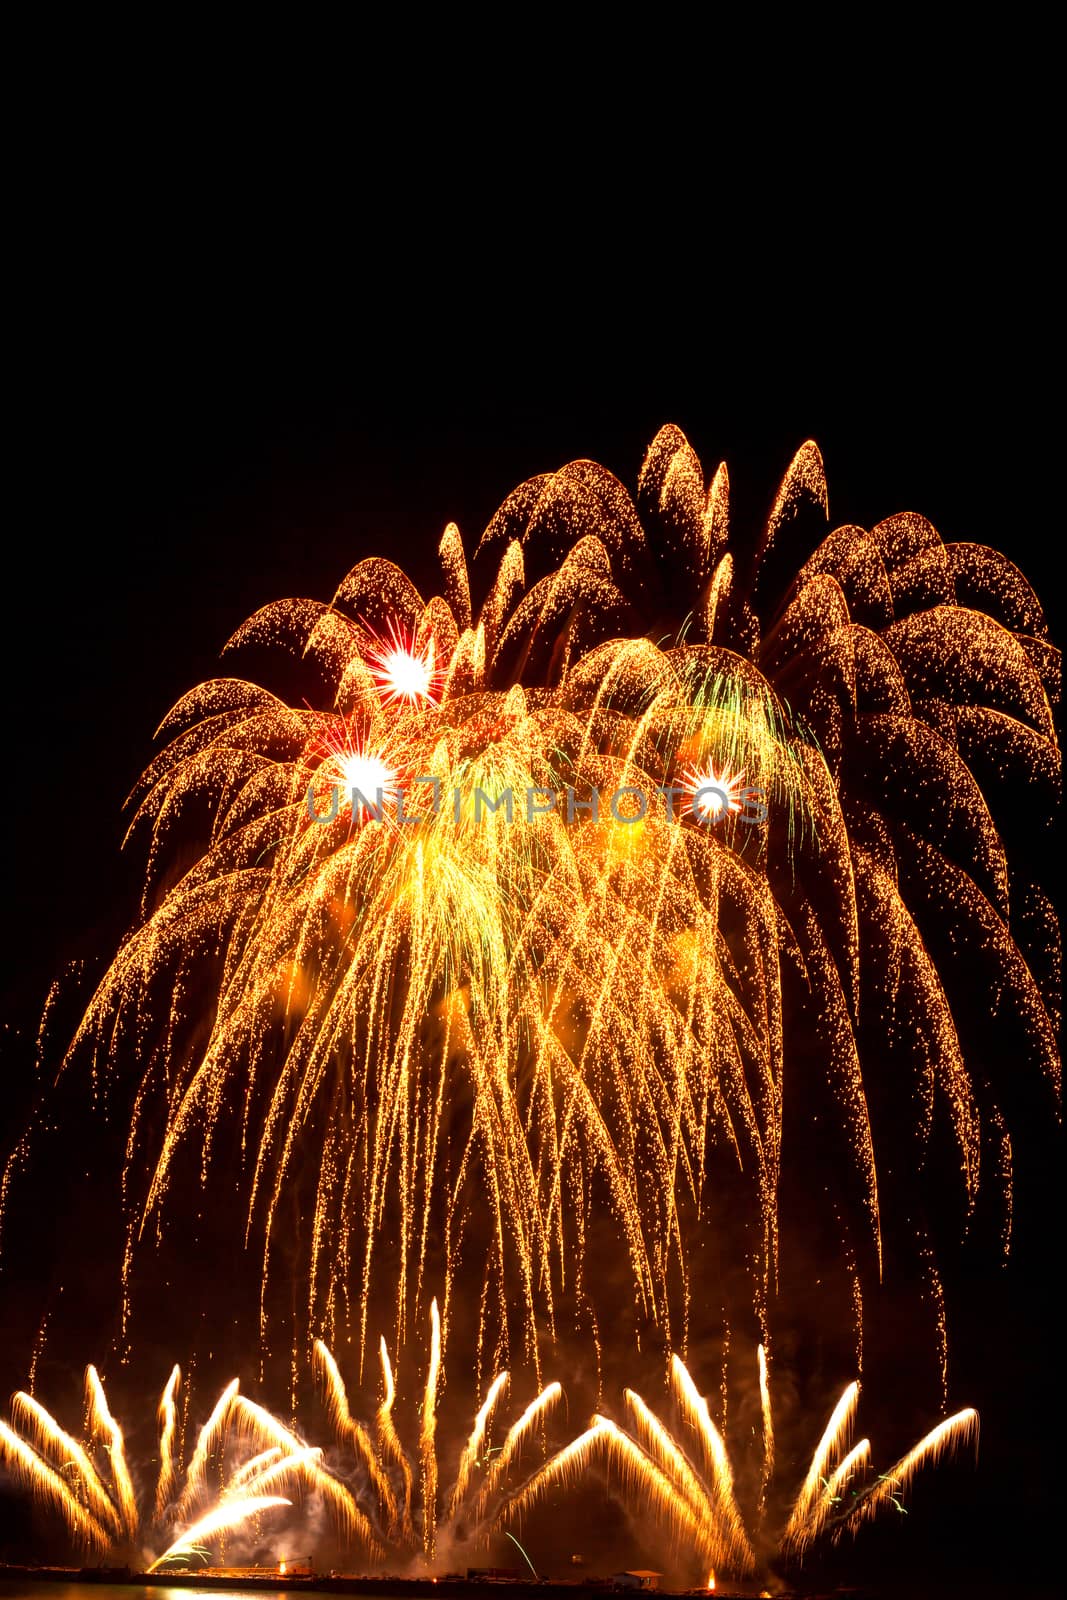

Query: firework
[
  {"left": 84, "top": 1364, "right": 137, "bottom": 1539},
  {"left": 313, "top": 1309, "right": 564, "bottom": 1564},
  {"left": 57, "top": 579, "right": 815, "bottom": 1376},
  {"left": 470, "top": 1379, "right": 563, "bottom": 1522},
  {"left": 0, "top": 1339, "right": 977, "bottom": 1579},
  {"left": 450, "top": 1369, "right": 509, "bottom": 1513},
  {"left": 842, "top": 1408, "right": 980, "bottom": 1536},
  {"left": 0, "top": 1419, "right": 114, "bottom": 1550},
  {"left": 145, "top": 1494, "right": 292, "bottom": 1573},
  {"left": 177, "top": 1376, "right": 240, "bottom": 1517},
  {"left": 781, "top": 1379, "right": 859, "bottom": 1546},
  {"left": 315, "top": 1339, "right": 399, "bottom": 1528},
  {"left": 224, "top": 1392, "right": 377, "bottom": 1548},
  {"left": 3, "top": 426, "right": 1057, "bottom": 1419},
  {"left": 377, "top": 1336, "right": 415, "bottom": 1540},
  {"left": 420, "top": 1298, "right": 442, "bottom": 1556},
  {"left": 9, "top": 1391, "right": 124, "bottom": 1541},
  {"left": 0, "top": 1364, "right": 357, "bottom": 1568},
  {"left": 756, "top": 1343, "right": 773, "bottom": 1513},
  {"left": 154, "top": 1363, "right": 181, "bottom": 1521},
  {"left": 510, "top": 1351, "right": 979, "bottom": 1583}
]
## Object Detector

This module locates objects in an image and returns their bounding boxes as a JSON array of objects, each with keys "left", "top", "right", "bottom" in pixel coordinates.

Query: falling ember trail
[{"left": 503, "top": 1531, "right": 538, "bottom": 1578}]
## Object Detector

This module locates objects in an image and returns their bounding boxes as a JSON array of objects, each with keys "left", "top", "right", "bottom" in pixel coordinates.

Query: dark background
[{"left": 0, "top": 70, "right": 1060, "bottom": 1593}]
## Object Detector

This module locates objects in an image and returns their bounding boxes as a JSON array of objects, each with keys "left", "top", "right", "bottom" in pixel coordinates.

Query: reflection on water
[{"left": 0, "top": 1586, "right": 399, "bottom": 1600}]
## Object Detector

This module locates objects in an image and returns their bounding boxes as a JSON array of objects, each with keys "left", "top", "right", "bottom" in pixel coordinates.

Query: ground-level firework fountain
[
  {"left": 313, "top": 1308, "right": 565, "bottom": 1563},
  {"left": 0, "top": 1361, "right": 358, "bottom": 1570},
  {"left": 0, "top": 1304, "right": 569, "bottom": 1575},
  {"left": 0, "top": 1335, "right": 979, "bottom": 1586},
  {"left": 506, "top": 1350, "right": 979, "bottom": 1587}
]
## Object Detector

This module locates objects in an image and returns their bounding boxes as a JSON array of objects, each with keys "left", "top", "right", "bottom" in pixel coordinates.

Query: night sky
[{"left": 1, "top": 98, "right": 1060, "bottom": 1595}]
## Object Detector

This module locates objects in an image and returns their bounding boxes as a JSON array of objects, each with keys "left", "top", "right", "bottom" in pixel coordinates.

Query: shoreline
[{"left": 0, "top": 1564, "right": 851, "bottom": 1598}]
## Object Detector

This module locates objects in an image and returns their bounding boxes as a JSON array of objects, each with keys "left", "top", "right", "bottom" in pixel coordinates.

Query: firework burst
[{"left": 3, "top": 427, "right": 1057, "bottom": 1400}]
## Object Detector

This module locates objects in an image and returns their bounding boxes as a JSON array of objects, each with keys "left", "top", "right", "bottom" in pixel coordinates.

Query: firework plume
[
  {"left": 507, "top": 1349, "right": 978, "bottom": 1583},
  {"left": 313, "top": 1303, "right": 564, "bottom": 1564},
  {"left": 0, "top": 1364, "right": 359, "bottom": 1568},
  {"left": 4, "top": 428, "right": 1058, "bottom": 1395}
]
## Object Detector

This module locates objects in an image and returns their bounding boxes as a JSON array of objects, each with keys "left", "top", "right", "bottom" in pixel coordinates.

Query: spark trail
[
  {"left": 0, "top": 1365, "right": 360, "bottom": 1568},
  {"left": 507, "top": 1352, "right": 978, "bottom": 1584}
]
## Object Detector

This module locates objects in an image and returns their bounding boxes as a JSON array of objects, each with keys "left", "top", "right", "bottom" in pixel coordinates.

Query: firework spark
[
  {"left": 154, "top": 1363, "right": 181, "bottom": 1522},
  {"left": 365, "top": 624, "right": 440, "bottom": 707},
  {"left": 510, "top": 1352, "right": 979, "bottom": 1583},
  {"left": 313, "top": 1311, "right": 563, "bottom": 1563},
  {"left": 84, "top": 1365, "right": 137, "bottom": 1540},
  {"left": 678, "top": 759, "right": 748, "bottom": 821},
  {"left": 0, "top": 1365, "right": 356, "bottom": 1569},
  {"left": 146, "top": 1493, "right": 293, "bottom": 1573}
]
